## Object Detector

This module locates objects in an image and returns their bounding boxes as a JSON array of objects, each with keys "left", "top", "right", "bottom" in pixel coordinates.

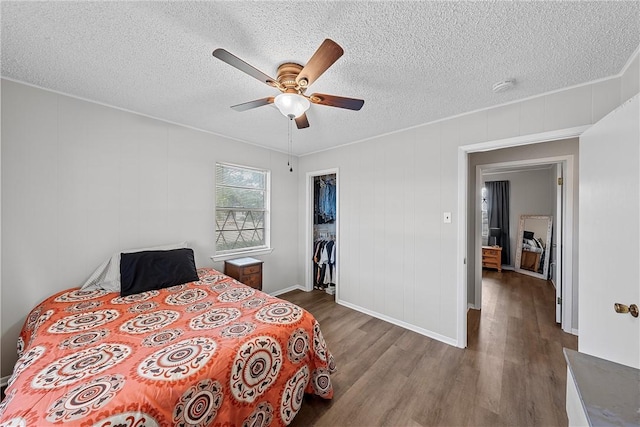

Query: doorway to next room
[
  {"left": 471, "top": 143, "right": 577, "bottom": 334},
  {"left": 307, "top": 169, "right": 338, "bottom": 299}
]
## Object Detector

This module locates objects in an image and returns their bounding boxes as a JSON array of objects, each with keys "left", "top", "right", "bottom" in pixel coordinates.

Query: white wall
[
  {"left": 297, "top": 53, "right": 638, "bottom": 346},
  {"left": 481, "top": 168, "right": 556, "bottom": 267},
  {"left": 0, "top": 84, "right": 2, "bottom": 382},
  {"left": 0, "top": 79, "right": 300, "bottom": 377}
]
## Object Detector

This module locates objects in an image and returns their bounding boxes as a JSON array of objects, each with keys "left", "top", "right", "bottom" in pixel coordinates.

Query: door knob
[{"left": 614, "top": 303, "right": 639, "bottom": 318}]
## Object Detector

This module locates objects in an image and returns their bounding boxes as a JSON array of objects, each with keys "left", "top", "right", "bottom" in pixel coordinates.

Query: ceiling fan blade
[
  {"left": 295, "top": 113, "right": 310, "bottom": 129},
  {"left": 296, "top": 39, "right": 344, "bottom": 88},
  {"left": 230, "top": 97, "right": 274, "bottom": 112},
  {"left": 309, "top": 93, "right": 364, "bottom": 111},
  {"left": 213, "top": 49, "right": 276, "bottom": 86}
]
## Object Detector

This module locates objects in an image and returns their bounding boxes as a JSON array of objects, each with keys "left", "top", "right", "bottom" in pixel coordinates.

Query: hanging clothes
[
  {"left": 323, "top": 240, "right": 336, "bottom": 285},
  {"left": 314, "top": 176, "right": 336, "bottom": 224},
  {"left": 312, "top": 238, "right": 336, "bottom": 289},
  {"left": 312, "top": 240, "right": 325, "bottom": 289}
]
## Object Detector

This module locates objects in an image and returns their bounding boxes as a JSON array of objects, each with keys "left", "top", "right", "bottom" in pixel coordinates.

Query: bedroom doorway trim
[
  {"left": 456, "top": 125, "right": 589, "bottom": 348},
  {"left": 305, "top": 168, "right": 339, "bottom": 295}
]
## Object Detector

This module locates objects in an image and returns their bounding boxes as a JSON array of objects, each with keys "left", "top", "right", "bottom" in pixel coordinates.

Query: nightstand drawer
[
  {"left": 241, "top": 274, "right": 261, "bottom": 289},
  {"left": 243, "top": 265, "right": 261, "bottom": 275}
]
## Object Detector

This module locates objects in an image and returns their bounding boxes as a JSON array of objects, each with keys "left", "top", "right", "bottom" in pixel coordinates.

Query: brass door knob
[{"left": 614, "top": 303, "right": 639, "bottom": 318}]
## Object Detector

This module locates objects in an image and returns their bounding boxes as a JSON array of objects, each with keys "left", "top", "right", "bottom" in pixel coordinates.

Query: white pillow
[{"left": 81, "top": 242, "right": 189, "bottom": 292}]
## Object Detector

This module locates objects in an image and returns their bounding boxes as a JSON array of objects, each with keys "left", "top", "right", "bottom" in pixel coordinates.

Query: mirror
[{"left": 514, "top": 215, "right": 553, "bottom": 280}]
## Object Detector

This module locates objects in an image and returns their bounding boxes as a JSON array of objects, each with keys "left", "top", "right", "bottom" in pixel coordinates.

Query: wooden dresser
[
  {"left": 224, "top": 257, "right": 263, "bottom": 290},
  {"left": 482, "top": 246, "right": 502, "bottom": 272}
]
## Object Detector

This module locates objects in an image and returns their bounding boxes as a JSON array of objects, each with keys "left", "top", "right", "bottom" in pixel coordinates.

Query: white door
[
  {"left": 555, "top": 163, "right": 563, "bottom": 324},
  {"left": 579, "top": 95, "right": 639, "bottom": 368}
]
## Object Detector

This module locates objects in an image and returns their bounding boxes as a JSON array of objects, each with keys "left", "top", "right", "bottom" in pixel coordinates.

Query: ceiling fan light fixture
[{"left": 274, "top": 93, "right": 310, "bottom": 118}]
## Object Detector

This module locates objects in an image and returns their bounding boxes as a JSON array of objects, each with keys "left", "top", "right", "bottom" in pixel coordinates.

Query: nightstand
[
  {"left": 482, "top": 246, "right": 502, "bottom": 272},
  {"left": 224, "top": 257, "right": 263, "bottom": 290}
]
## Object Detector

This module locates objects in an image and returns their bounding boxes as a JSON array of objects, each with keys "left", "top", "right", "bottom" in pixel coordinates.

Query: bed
[{"left": 0, "top": 266, "right": 335, "bottom": 426}]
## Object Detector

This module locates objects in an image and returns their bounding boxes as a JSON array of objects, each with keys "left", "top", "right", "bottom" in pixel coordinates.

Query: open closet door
[
  {"left": 579, "top": 95, "right": 639, "bottom": 368},
  {"left": 555, "top": 163, "right": 563, "bottom": 324}
]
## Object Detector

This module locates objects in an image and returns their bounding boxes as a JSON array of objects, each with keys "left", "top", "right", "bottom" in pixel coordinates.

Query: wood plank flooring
[{"left": 279, "top": 270, "right": 578, "bottom": 426}]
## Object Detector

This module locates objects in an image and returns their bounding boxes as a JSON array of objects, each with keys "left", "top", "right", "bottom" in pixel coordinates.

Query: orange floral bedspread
[{"left": 0, "top": 268, "right": 335, "bottom": 426}]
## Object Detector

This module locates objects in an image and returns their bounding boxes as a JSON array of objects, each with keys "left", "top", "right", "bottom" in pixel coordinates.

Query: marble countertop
[
  {"left": 224, "top": 257, "right": 262, "bottom": 266},
  {"left": 564, "top": 348, "right": 640, "bottom": 427}
]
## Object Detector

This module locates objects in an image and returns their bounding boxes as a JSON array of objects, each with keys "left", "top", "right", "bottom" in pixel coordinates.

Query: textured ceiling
[{"left": 2, "top": 1, "right": 638, "bottom": 155}]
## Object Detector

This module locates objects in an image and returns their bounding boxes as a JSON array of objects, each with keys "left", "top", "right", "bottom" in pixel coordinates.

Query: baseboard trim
[
  {"left": 269, "top": 284, "right": 306, "bottom": 297},
  {"left": 335, "top": 299, "right": 459, "bottom": 347},
  {"left": 467, "top": 303, "right": 479, "bottom": 310},
  {"left": 1, "top": 375, "right": 9, "bottom": 388}
]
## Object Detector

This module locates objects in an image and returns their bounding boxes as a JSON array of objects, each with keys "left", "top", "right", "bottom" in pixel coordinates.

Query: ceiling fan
[{"left": 212, "top": 39, "right": 364, "bottom": 129}]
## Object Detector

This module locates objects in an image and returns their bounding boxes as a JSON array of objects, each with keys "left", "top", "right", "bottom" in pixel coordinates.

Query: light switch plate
[{"left": 444, "top": 212, "right": 451, "bottom": 223}]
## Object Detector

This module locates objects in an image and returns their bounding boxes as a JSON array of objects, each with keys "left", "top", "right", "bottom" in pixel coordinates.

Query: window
[
  {"left": 481, "top": 186, "right": 489, "bottom": 242},
  {"left": 215, "top": 163, "right": 270, "bottom": 255}
]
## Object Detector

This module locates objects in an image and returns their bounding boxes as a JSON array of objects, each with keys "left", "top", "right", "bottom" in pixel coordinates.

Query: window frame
[{"left": 212, "top": 162, "right": 272, "bottom": 261}]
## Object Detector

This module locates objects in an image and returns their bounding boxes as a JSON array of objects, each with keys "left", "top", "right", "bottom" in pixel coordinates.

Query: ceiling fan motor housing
[{"left": 277, "top": 63, "right": 306, "bottom": 93}]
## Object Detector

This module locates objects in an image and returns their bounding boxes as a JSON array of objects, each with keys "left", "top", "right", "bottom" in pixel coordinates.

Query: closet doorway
[{"left": 306, "top": 168, "right": 339, "bottom": 298}]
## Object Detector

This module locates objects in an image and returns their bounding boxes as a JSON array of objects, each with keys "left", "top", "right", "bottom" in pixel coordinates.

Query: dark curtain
[{"left": 486, "top": 181, "right": 510, "bottom": 265}]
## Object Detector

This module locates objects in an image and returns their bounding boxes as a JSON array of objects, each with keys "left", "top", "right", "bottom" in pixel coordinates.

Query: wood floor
[{"left": 279, "top": 270, "right": 578, "bottom": 426}]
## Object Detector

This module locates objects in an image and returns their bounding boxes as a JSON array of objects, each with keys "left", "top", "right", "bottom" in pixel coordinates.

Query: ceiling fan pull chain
[{"left": 288, "top": 116, "right": 293, "bottom": 172}]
